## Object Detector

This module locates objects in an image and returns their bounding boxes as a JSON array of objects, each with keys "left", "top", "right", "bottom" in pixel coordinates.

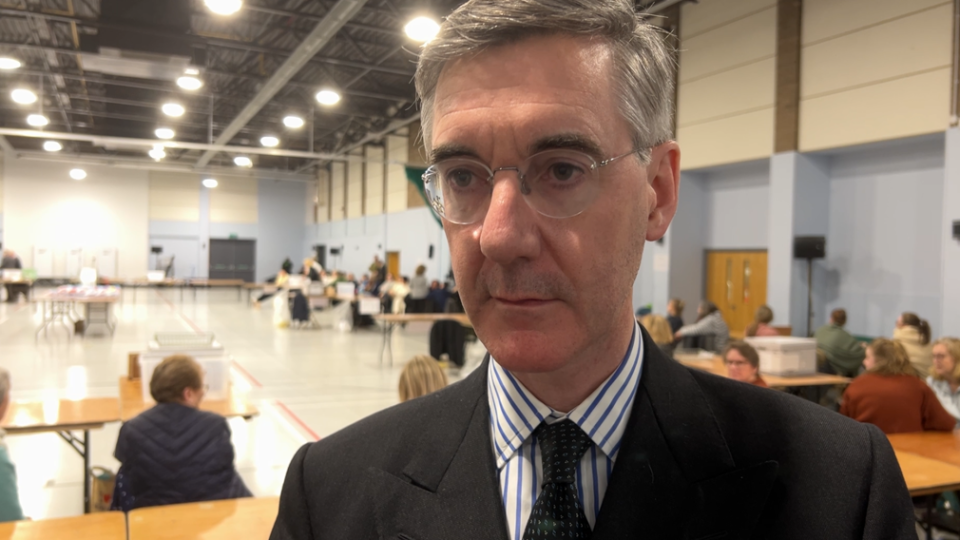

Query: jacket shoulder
[{"left": 301, "top": 370, "right": 484, "bottom": 473}]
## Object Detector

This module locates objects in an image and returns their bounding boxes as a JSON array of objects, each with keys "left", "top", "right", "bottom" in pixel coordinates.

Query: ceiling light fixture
[
  {"left": 148, "top": 145, "right": 166, "bottom": 161},
  {"left": 315, "top": 89, "right": 341, "bottom": 106},
  {"left": 202, "top": 178, "right": 219, "bottom": 188},
  {"left": 404, "top": 16, "right": 440, "bottom": 43},
  {"left": 43, "top": 140, "right": 62, "bottom": 152},
  {"left": 260, "top": 135, "right": 279, "bottom": 147},
  {"left": 11, "top": 89, "right": 37, "bottom": 105},
  {"left": 283, "top": 115, "right": 304, "bottom": 129},
  {"left": 161, "top": 102, "right": 185, "bottom": 117},
  {"left": 69, "top": 168, "right": 87, "bottom": 180},
  {"left": 176, "top": 75, "right": 203, "bottom": 91},
  {"left": 204, "top": 0, "right": 242, "bottom": 15},
  {"left": 234, "top": 156, "right": 253, "bottom": 167},
  {"left": 155, "top": 127, "right": 175, "bottom": 139},
  {"left": 0, "top": 57, "right": 21, "bottom": 70},
  {"left": 26, "top": 114, "right": 48, "bottom": 127}
]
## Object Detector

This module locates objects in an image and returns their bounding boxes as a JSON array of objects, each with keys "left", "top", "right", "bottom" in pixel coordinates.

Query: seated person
[
  {"left": 253, "top": 268, "right": 289, "bottom": 308},
  {"left": 745, "top": 305, "right": 779, "bottom": 337},
  {"left": 640, "top": 314, "right": 675, "bottom": 359},
  {"left": 814, "top": 308, "right": 865, "bottom": 377},
  {"left": 113, "top": 355, "right": 251, "bottom": 510},
  {"left": 426, "top": 280, "right": 449, "bottom": 313},
  {"left": 675, "top": 300, "right": 729, "bottom": 353},
  {"left": 0, "top": 368, "right": 24, "bottom": 522},
  {"left": 398, "top": 355, "right": 449, "bottom": 402},
  {"left": 840, "top": 339, "right": 954, "bottom": 434},
  {"left": 893, "top": 311, "right": 933, "bottom": 378},
  {"left": 665, "top": 298, "right": 685, "bottom": 335},
  {"left": 723, "top": 341, "right": 767, "bottom": 388},
  {"left": 928, "top": 337, "right": 960, "bottom": 425}
]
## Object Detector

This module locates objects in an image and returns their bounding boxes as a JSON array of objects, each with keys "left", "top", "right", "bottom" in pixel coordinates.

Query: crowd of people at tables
[
  {"left": 641, "top": 300, "right": 960, "bottom": 436},
  {"left": 254, "top": 255, "right": 461, "bottom": 319}
]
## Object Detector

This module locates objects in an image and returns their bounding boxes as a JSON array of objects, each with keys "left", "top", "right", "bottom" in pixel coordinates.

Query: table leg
[
  {"left": 55, "top": 430, "right": 90, "bottom": 513},
  {"left": 83, "top": 430, "right": 90, "bottom": 513},
  {"left": 380, "top": 321, "right": 388, "bottom": 365}
]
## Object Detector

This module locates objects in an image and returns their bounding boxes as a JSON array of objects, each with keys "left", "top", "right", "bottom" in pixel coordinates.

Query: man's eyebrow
[
  {"left": 430, "top": 144, "right": 480, "bottom": 164},
  {"left": 528, "top": 133, "right": 604, "bottom": 160}
]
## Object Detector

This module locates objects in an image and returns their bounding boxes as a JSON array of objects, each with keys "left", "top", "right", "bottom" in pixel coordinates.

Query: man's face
[{"left": 431, "top": 35, "right": 676, "bottom": 374}]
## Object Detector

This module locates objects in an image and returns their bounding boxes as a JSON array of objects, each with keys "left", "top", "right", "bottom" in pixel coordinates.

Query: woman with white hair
[{"left": 0, "top": 368, "right": 24, "bottom": 522}]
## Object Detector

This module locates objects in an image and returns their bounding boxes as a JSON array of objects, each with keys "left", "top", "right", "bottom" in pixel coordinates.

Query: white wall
[
  {"left": 257, "top": 178, "right": 308, "bottom": 281},
  {"left": 666, "top": 172, "right": 708, "bottom": 325},
  {"left": 821, "top": 135, "right": 945, "bottom": 337},
  {"left": 701, "top": 160, "right": 770, "bottom": 249},
  {"left": 3, "top": 159, "right": 148, "bottom": 278},
  {"left": 305, "top": 207, "right": 448, "bottom": 283}
]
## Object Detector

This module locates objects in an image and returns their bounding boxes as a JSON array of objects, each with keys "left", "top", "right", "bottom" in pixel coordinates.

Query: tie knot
[{"left": 535, "top": 419, "right": 592, "bottom": 485}]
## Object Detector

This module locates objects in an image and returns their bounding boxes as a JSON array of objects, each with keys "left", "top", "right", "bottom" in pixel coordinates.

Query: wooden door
[
  {"left": 705, "top": 251, "right": 768, "bottom": 337},
  {"left": 386, "top": 251, "right": 400, "bottom": 279}
]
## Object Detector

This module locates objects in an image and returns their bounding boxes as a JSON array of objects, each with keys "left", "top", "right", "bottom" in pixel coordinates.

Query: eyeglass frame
[{"left": 421, "top": 148, "right": 639, "bottom": 225}]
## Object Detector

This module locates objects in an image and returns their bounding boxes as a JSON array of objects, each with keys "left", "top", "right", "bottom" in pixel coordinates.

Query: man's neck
[{"left": 510, "top": 314, "right": 637, "bottom": 413}]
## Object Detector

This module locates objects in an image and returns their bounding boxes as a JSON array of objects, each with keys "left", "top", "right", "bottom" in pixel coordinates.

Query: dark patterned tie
[{"left": 522, "top": 419, "right": 593, "bottom": 540}]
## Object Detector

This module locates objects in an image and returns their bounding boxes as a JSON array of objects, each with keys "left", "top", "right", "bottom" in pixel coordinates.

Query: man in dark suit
[{"left": 271, "top": 1, "right": 915, "bottom": 538}]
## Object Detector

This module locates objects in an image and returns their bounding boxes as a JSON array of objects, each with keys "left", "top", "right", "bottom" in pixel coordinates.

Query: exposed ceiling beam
[
  {"left": 0, "top": 135, "right": 14, "bottom": 156},
  {"left": 0, "top": 8, "right": 414, "bottom": 78},
  {"left": 195, "top": 0, "right": 371, "bottom": 168},
  {"left": 0, "top": 127, "right": 366, "bottom": 161},
  {"left": 12, "top": 151, "right": 316, "bottom": 182}
]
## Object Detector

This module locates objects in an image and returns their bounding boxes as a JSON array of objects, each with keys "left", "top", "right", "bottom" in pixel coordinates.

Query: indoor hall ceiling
[{"left": 0, "top": 0, "right": 466, "bottom": 173}]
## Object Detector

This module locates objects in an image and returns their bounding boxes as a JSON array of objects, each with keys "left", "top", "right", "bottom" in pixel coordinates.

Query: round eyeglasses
[{"left": 422, "top": 148, "right": 637, "bottom": 225}]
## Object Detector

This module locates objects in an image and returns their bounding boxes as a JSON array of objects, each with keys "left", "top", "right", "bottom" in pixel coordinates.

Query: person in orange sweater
[
  {"left": 723, "top": 341, "right": 768, "bottom": 388},
  {"left": 840, "top": 338, "right": 955, "bottom": 434}
]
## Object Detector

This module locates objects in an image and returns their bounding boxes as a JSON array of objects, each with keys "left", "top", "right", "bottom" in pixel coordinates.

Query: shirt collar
[{"left": 487, "top": 320, "right": 644, "bottom": 469}]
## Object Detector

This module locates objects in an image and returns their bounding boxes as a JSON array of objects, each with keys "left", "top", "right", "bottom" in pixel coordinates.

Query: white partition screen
[
  {"left": 33, "top": 246, "right": 53, "bottom": 277},
  {"left": 95, "top": 248, "right": 118, "bottom": 279},
  {"left": 66, "top": 248, "right": 84, "bottom": 278}
]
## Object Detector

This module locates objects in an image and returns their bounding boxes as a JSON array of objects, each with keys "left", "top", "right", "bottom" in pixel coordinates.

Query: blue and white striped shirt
[{"left": 487, "top": 321, "right": 644, "bottom": 540}]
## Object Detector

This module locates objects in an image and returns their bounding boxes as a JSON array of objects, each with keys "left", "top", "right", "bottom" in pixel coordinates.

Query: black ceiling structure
[{"left": 0, "top": 0, "right": 465, "bottom": 174}]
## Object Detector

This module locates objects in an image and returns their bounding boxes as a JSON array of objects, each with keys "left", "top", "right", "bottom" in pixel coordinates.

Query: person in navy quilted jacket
[{"left": 114, "top": 355, "right": 251, "bottom": 510}]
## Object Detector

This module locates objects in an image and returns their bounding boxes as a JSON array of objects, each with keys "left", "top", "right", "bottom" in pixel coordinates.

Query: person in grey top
[
  {"left": 407, "top": 265, "right": 430, "bottom": 313},
  {"left": 675, "top": 300, "right": 730, "bottom": 353}
]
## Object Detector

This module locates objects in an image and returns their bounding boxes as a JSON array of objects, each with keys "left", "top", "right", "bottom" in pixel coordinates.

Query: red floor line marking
[
  {"left": 154, "top": 291, "right": 204, "bottom": 335},
  {"left": 275, "top": 400, "right": 321, "bottom": 441},
  {"left": 230, "top": 360, "right": 263, "bottom": 388}
]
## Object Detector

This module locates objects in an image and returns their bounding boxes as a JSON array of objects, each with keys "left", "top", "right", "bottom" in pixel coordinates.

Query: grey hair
[
  {"left": 415, "top": 0, "right": 676, "bottom": 163},
  {"left": 0, "top": 368, "right": 9, "bottom": 404}
]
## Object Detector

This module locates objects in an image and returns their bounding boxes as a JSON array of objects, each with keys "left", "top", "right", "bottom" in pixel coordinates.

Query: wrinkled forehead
[{"left": 428, "top": 35, "right": 621, "bottom": 154}]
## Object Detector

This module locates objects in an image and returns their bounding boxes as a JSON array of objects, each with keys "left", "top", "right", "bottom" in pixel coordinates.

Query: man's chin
[{"left": 478, "top": 328, "right": 574, "bottom": 374}]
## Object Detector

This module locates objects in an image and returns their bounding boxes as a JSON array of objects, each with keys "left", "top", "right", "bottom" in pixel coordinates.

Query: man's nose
[{"left": 478, "top": 171, "right": 541, "bottom": 266}]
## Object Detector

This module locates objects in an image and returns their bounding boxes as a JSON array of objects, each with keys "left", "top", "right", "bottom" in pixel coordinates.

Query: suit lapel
[
  {"left": 592, "top": 329, "right": 778, "bottom": 540},
  {"left": 367, "top": 359, "right": 510, "bottom": 540}
]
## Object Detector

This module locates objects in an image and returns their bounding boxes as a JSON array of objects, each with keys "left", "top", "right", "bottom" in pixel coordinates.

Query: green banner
[{"left": 404, "top": 165, "right": 441, "bottom": 226}]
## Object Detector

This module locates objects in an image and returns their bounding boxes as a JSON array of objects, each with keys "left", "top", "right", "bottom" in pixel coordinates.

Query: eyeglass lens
[{"left": 424, "top": 149, "right": 602, "bottom": 224}]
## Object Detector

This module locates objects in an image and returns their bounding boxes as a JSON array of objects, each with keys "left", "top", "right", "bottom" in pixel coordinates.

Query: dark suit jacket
[{"left": 270, "top": 328, "right": 915, "bottom": 539}]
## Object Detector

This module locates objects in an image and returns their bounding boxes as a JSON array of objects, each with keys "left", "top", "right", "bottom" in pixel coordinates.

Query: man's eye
[
  {"left": 549, "top": 162, "right": 580, "bottom": 182},
  {"left": 448, "top": 169, "right": 475, "bottom": 188}
]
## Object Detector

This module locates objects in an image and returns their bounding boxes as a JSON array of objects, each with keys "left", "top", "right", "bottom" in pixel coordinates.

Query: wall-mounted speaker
[
  {"left": 429, "top": 245, "right": 435, "bottom": 259},
  {"left": 953, "top": 220, "right": 960, "bottom": 240},
  {"left": 330, "top": 247, "right": 342, "bottom": 256},
  {"left": 794, "top": 236, "right": 826, "bottom": 259}
]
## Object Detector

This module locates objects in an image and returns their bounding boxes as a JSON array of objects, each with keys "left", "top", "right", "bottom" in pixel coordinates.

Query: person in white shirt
[{"left": 928, "top": 337, "right": 960, "bottom": 425}]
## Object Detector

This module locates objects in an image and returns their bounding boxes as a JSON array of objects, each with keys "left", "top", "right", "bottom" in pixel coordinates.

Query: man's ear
[{"left": 644, "top": 141, "right": 681, "bottom": 242}]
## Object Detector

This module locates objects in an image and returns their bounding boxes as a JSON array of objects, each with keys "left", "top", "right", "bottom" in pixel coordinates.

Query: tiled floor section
[{"left": 0, "top": 288, "right": 484, "bottom": 519}]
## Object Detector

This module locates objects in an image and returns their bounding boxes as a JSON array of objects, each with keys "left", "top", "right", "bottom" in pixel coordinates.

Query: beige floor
[{"left": 0, "top": 288, "right": 481, "bottom": 520}]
